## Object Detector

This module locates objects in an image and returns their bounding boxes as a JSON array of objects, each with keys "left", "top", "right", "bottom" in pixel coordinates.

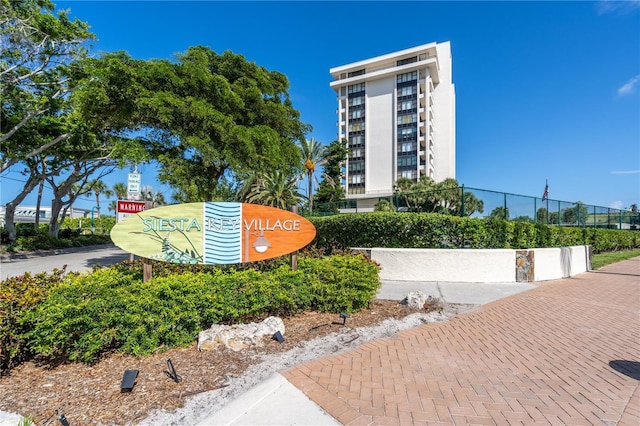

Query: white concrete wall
[
  {"left": 365, "top": 246, "right": 590, "bottom": 283},
  {"left": 532, "top": 246, "right": 590, "bottom": 281},
  {"left": 370, "top": 248, "right": 515, "bottom": 283}
]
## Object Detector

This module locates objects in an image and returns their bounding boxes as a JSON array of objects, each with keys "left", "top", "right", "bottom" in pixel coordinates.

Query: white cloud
[
  {"left": 611, "top": 170, "right": 640, "bottom": 174},
  {"left": 597, "top": 0, "right": 640, "bottom": 15},
  {"left": 618, "top": 75, "right": 640, "bottom": 96},
  {"left": 609, "top": 200, "right": 624, "bottom": 209}
]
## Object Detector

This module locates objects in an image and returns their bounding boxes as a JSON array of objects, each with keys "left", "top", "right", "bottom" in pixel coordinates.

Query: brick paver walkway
[{"left": 283, "top": 257, "right": 640, "bottom": 425}]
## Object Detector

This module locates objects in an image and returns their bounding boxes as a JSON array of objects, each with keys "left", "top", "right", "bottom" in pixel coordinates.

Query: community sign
[{"left": 110, "top": 202, "right": 316, "bottom": 264}]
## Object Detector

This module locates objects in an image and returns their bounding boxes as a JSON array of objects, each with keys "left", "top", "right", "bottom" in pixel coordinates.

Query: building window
[
  {"left": 397, "top": 71, "right": 418, "bottom": 83},
  {"left": 348, "top": 83, "right": 365, "bottom": 94},
  {"left": 400, "top": 170, "right": 416, "bottom": 179},
  {"left": 398, "top": 127, "right": 417, "bottom": 141},
  {"left": 398, "top": 100, "right": 416, "bottom": 111},
  {"left": 349, "top": 161, "right": 364, "bottom": 172},
  {"left": 399, "top": 142, "right": 416, "bottom": 153},
  {"left": 349, "top": 122, "right": 365, "bottom": 132},
  {"left": 349, "top": 174, "right": 362, "bottom": 184},
  {"left": 397, "top": 57, "right": 417, "bottom": 66},
  {"left": 397, "top": 156, "right": 417, "bottom": 167},
  {"left": 348, "top": 69, "right": 366, "bottom": 77},
  {"left": 349, "top": 134, "right": 364, "bottom": 147},
  {"left": 399, "top": 86, "right": 417, "bottom": 97},
  {"left": 397, "top": 113, "right": 417, "bottom": 125},
  {"left": 349, "top": 109, "right": 364, "bottom": 120},
  {"left": 349, "top": 96, "right": 363, "bottom": 106},
  {"left": 350, "top": 148, "right": 363, "bottom": 158}
]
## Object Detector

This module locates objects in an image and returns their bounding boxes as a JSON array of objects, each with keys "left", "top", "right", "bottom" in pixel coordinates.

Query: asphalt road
[{"left": 0, "top": 245, "right": 131, "bottom": 280}]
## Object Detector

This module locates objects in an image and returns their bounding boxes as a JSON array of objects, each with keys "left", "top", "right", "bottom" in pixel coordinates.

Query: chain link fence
[{"left": 311, "top": 186, "right": 640, "bottom": 230}]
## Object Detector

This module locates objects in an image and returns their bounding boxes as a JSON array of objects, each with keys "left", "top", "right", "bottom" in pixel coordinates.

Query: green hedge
[
  {"left": 16, "top": 254, "right": 379, "bottom": 365},
  {"left": 0, "top": 268, "right": 70, "bottom": 371},
  {"left": 309, "top": 212, "right": 640, "bottom": 253}
]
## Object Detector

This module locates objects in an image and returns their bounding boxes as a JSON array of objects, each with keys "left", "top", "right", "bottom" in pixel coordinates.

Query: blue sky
[{"left": 3, "top": 0, "right": 639, "bottom": 212}]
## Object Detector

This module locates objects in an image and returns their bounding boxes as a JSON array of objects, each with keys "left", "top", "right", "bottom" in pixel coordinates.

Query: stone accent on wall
[{"left": 516, "top": 250, "right": 535, "bottom": 282}]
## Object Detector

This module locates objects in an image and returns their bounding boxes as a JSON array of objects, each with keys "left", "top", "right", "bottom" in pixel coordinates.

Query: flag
[{"left": 542, "top": 181, "right": 549, "bottom": 201}]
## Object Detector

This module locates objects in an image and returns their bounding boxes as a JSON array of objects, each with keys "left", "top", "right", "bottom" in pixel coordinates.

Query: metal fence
[{"left": 311, "top": 186, "right": 640, "bottom": 230}]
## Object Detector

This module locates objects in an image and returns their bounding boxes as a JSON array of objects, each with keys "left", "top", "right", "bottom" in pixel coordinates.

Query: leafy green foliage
[
  {"left": 75, "top": 47, "right": 310, "bottom": 202},
  {"left": 394, "top": 177, "right": 484, "bottom": 216},
  {"left": 315, "top": 139, "right": 348, "bottom": 209},
  {"left": 18, "top": 254, "right": 379, "bottom": 365},
  {"left": 0, "top": 268, "right": 69, "bottom": 372},
  {"left": 309, "top": 212, "right": 640, "bottom": 253},
  {"left": 1, "top": 223, "right": 111, "bottom": 253}
]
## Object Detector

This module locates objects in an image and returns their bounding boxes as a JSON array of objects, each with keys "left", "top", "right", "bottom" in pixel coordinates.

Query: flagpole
[{"left": 545, "top": 179, "right": 549, "bottom": 224}]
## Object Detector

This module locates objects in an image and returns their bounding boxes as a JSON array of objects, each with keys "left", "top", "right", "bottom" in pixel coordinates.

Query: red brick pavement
[{"left": 283, "top": 257, "right": 640, "bottom": 425}]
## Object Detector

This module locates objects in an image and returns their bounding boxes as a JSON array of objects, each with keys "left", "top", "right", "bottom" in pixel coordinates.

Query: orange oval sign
[{"left": 110, "top": 202, "right": 316, "bottom": 264}]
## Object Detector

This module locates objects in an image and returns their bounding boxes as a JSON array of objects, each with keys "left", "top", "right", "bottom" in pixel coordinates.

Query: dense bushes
[
  {"left": 1, "top": 222, "right": 112, "bottom": 253},
  {"left": 309, "top": 212, "right": 640, "bottom": 253},
  {"left": 0, "top": 268, "right": 70, "bottom": 371},
  {"left": 1, "top": 254, "right": 379, "bottom": 369}
]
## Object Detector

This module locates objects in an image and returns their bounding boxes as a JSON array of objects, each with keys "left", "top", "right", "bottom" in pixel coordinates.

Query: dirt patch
[{"left": 0, "top": 300, "right": 477, "bottom": 425}]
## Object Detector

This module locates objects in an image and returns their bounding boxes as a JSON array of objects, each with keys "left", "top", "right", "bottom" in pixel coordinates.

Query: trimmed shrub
[
  {"left": 309, "top": 213, "right": 640, "bottom": 253},
  {"left": 22, "top": 254, "right": 380, "bottom": 364},
  {"left": 0, "top": 268, "right": 69, "bottom": 373}
]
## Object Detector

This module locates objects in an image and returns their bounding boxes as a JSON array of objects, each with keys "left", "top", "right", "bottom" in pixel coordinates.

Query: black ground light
[
  {"left": 57, "top": 412, "right": 70, "bottom": 426},
  {"left": 120, "top": 369, "right": 139, "bottom": 392},
  {"left": 333, "top": 312, "right": 349, "bottom": 325},
  {"left": 272, "top": 330, "right": 284, "bottom": 343},
  {"left": 165, "top": 358, "right": 182, "bottom": 383}
]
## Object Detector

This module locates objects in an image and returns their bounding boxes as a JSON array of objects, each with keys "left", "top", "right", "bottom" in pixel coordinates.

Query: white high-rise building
[{"left": 330, "top": 41, "right": 456, "bottom": 210}]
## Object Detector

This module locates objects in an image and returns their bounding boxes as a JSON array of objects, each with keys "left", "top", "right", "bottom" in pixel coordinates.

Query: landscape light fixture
[
  {"left": 57, "top": 411, "right": 70, "bottom": 426},
  {"left": 333, "top": 312, "right": 350, "bottom": 326},
  {"left": 252, "top": 231, "right": 271, "bottom": 253},
  {"left": 272, "top": 330, "right": 284, "bottom": 343},
  {"left": 120, "top": 369, "right": 139, "bottom": 392},
  {"left": 165, "top": 358, "right": 182, "bottom": 383}
]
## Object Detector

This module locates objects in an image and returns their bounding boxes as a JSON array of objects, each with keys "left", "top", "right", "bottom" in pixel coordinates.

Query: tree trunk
[
  {"left": 307, "top": 171, "right": 313, "bottom": 213},
  {"left": 95, "top": 193, "right": 101, "bottom": 218},
  {"left": 34, "top": 178, "right": 44, "bottom": 228},
  {"left": 4, "top": 175, "right": 40, "bottom": 242},
  {"left": 48, "top": 196, "right": 65, "bottom": 238}
]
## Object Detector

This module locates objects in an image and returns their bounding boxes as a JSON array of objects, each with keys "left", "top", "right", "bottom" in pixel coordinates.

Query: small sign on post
[{"left": 116, "top": 200, "right": 147, "bottom": 223}]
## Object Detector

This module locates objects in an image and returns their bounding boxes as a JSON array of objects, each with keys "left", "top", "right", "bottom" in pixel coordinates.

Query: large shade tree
[
  {"left": 75, "top": 47, "right": 310, "bottom": 202},
  {"left": 1, "top": 0, "right": 94, "bottom": 240}
]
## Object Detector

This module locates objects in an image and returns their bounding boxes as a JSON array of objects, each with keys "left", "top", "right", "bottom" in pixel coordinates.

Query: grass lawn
[{"left": 592, "top": 249, "right": 640, "bottom": 270}]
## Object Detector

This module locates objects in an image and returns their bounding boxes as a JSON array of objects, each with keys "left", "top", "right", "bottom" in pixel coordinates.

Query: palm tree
[
  {"left": 141, "top": 185, "right": 167, "bottom": 208},
  {"left": 90, "top": 180, "right": 113, "bottom": 218},
  {"left": 298, "top": 137, "right": 326, "bottom": 213},
  {"left": 246, "top": 170, "right": 305, "bottom": 209},
  {"left": 112, "top": 182, "right": 128, "bottom": 200}
]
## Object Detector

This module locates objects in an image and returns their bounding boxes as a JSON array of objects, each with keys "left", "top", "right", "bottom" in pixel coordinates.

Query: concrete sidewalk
[{"left": 198, "top": 257, "right": 640, "bottom": 425}]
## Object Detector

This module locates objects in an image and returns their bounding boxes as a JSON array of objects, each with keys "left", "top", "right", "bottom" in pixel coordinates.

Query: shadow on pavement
[{"left": 609, "top": 360, "right": 640, "bottom": 380}]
